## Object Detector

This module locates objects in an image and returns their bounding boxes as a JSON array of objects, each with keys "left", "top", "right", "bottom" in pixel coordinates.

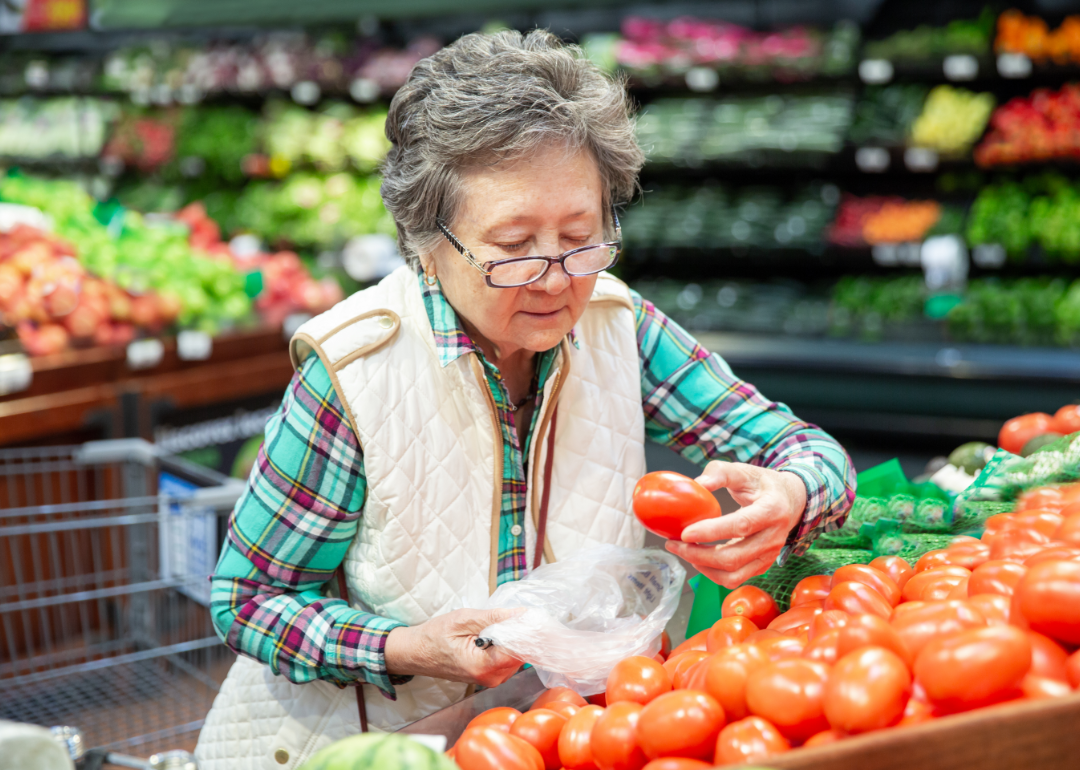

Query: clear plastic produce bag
[{"left": 478, "top": 544, "right": 685, "bottom": 695}]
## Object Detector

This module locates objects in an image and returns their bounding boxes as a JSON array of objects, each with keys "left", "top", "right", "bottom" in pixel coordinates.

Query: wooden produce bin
[{"left": 753, "top": 693, "right": 1080, "bottom": 770}]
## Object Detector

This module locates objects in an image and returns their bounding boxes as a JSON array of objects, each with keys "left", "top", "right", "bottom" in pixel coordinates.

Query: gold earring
[{"left": 424, "top": 266, "right": 438, "bottom": 286}]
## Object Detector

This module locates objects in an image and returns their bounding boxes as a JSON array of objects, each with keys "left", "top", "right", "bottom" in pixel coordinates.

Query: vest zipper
[
  {"left": 529, "top": 338, "right": 572, "bottom": 565},
  {"left": 469, "top": 353, "right": 504, "bottom": 595}
]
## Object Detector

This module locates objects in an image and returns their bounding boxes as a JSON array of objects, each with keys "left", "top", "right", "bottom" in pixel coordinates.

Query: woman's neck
[{"left": 460, "top": 318, "right": 537, "bottom": 400}]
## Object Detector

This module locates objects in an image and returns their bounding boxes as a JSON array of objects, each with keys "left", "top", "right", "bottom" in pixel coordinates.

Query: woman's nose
[{"left": 533, "top": 260, "right": 571, "bottom": 294}]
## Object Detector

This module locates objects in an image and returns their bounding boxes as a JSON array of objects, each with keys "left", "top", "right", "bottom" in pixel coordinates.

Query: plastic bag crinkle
[{"left": 478, "top": 544, "right": 685, "bottom": 695}]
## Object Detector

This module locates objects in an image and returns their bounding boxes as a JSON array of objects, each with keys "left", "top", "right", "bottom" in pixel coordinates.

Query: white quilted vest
[{"left": 195, "top": 266, "right": 646, "bottom": 769}]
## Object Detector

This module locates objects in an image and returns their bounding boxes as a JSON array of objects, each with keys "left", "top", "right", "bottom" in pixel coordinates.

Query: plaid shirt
[{"left": 210, "top": 274, "right": 855, "bottom": 697}]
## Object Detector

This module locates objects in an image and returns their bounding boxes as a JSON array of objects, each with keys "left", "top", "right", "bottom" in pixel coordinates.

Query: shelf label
[
  {"left": 685, "top": 67, "right": 719, "bottom": 92},
  {"left": 24, "top": 60, "right": 49, "bottom": 89},
  {"left": 898, "top": 242, "right": 923, "bottom": 266},
  {"left": 349, "top": 77, "right": 380, "bottom": 103},
  {"left": 922, "top": 235, "right": 969, "bottom": 291},
  {"left": 972, "top": 243, "right": 1007, "bottom": 269},
  {"left": 871, "top": 244, "right": 899, "bottom": 266},
  {"left": 859, "top": 59, "right": 894, "bottom": 84},
  {"left": 177, "top": 330, "right": 213, "bottom": 361},
  {"left": 127, "top": 338, "right": 164, "bottom": 370},
  {"left": 291, "top": 80, "right": 321, "bottom": 106},
  {"left": 997, "top": 52, "right": 1032, "bottom": 79},
  {"left": 943, "top": 54, "right": 978, "bottom": 81},
  {"left": 0, "top": 353, "right": 32, "bottom": 396},
  {"left": 904, "top": 147, "right": 939, "bottom": 172},
  {"left": 855, "top": 147, "right": 890, "bottom": 172}
]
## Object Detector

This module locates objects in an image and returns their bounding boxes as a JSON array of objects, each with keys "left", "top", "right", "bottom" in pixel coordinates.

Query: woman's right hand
[{"left": 384, "top": 607, "right": 524, "bottom": 688}]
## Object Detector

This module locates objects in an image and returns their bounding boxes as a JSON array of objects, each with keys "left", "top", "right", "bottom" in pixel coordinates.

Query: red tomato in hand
[
  {"left": 713, "top": 716, "right": 790, "bottom": 766},
  {"left": 511, "top": 709, "right": 568, "bottom": 770},
  {"left": 632, "top": 471, "right": 721, "bottom": 540},
  {"left": 831, "top": 564, "right": 902, "bottom": 606},
  {"left": 835, "top": 613, "right": 911, "bottom": 667},
  {"left": 890, "top": 599, "right": 986, "bottom": 658},
  {"left": 703, "top": 643, "right": 769, "bottom": 721},
  {"left": 914, "top": 626, "right": 1031, "bottom": 712},
  {"left": 869, "top": 556, "right": 914, "bottom": 590},
  {"left": 457, "top": 726, "right": 545, "bottom": 770},
  {"left": 1052, "top": 404, "right": 1080, "bottom": 435},
  {"left": 607, "top": 656, "right": 672, "bottom": 705},
  {"left": 790, "top": 575, "right": 833, "bottom": 607},
  {"left": 722, "top": 586, "right": 780, "bottom": 628},
  {"left": 637, "top": 690, "right": 726, "bottom": 760},
  {"left": 590, "top": 702, "right": 647, "bottom": 770},
  {"left": 706, "top": 616, "right": 758, "bottom": 652},
  {"left": 745, "top": 659, "right": 831, "bottom": 742},
  {"left": 558, "top": 705, "right": 604, "bottom": 770},
  {"left": 998, "top": 413, "right": 1054, "bottom": 455},
  {"left": 825, "top": 647, "right": 911, "bottom": 734},
  {"left": 968, "top": 560, "right": 1027, "bottom": 597},
  {"left": 824, "top": 581, "right": 892, "bottom": 618},
  {"left": 467, "top": 707, "right": 521, "bottom": 732},
  {"left": 533, "top": 687, "right": 587, "bottom": 710},
  {"left": 1012, "top": 560, "right": 1080, "bottom": 644},
  {"left": 767, "top": 605, "right": 823, "bottom": 635}
]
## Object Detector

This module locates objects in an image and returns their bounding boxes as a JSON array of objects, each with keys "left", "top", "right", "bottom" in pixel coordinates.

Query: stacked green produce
[
  {"left": 0, "top": 98, "right": 118, "bottom": 161},
  {"left": 862, "top": 9, "right": 996, "bottom": 62},
  {"left": 622, "top": 182, "right": 839, "bottom": 252},
  {"left": 0, "top": 174, "right": 251, "bottom": 333},
  {"left": 967, "top": 174, "right": 1080, "bottom": 263},
  {"left": 637, "top": 93, "right": 853, "bottom": 165},
  {"left": 828, "top": 275, "right": 931, "bottom": 341},
  {"left": 848, "top": 85, "right": 928, "bottom": 145},
  {"left": 947, "top": 278, "right": 1080, "bottom": 347},
  {"left": 260, "top": 102, "right": 390, "bottom": 174}
]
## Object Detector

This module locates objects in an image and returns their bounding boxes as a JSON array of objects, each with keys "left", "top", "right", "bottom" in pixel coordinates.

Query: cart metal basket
[{"left": 0, "top": 439, "right": 244, "bottom": 757}]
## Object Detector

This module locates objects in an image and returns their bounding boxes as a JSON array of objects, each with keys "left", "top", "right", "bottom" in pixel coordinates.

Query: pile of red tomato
[
  {"left": 998, "top": 404, "right": 1080, "bottom": 455},
  {"left": 449, "top": 482, "right": 1080, "bottom": 770}
]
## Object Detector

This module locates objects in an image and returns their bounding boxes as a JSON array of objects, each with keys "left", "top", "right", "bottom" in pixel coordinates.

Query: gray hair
[{"left": 380, "top": 29, "right": 644, "bottom": 269}]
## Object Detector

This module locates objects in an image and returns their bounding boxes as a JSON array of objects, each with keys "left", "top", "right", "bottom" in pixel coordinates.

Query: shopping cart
[{"left": 0, "top": 439, "right": 245, "bottom": 762}]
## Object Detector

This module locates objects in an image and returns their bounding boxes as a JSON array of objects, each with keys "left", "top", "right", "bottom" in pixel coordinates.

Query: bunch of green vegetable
[
  {"left": 829, "top": 275, "right": 930, "bottom": 341},
  {"left": 946, "top": 277, "right": 1072, "bottom": 346},
  {"left": 862, "top": 9, "right": 996, "bottom": 62},
  {"left": 848, "top": 85, "right": 928, "bottom": 145},
  {"left": 967, "top": 173, "right": 1080, "bottom": 263},
  {"left": 261, "top": 101, "right": 390, "bottom": 174},
  {"left": 168, "top": 105, "right": 258, "bottom": 184}
]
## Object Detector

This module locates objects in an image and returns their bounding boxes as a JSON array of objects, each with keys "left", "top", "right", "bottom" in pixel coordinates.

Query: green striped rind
[{"left": 299, "top": 733, "right": 457, "bottom": 770}]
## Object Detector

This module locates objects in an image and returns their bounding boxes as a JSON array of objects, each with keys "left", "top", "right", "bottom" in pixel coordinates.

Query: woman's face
[{"left": 421, "top": 144, "right": 604, "bottom": 360}]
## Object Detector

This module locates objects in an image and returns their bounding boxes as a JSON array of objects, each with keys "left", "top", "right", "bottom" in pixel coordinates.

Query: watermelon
[{"left": 298, "top": 733, "right": 458, "bottom": 770}]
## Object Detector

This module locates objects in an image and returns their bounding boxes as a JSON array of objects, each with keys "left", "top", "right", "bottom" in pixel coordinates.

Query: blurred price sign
[
  {"left": 871, "top": 244, "right": 899, "bottom": 266},
  {"left": 350, "top": 77, "right": 379, "bottom": 103},
  {"left": 127, "top": 338, "right": 164, "bottom": 370},
  {"left": 291, "top": 80, "right": 321, "bottom": 106},
  {"left": 972, "top": 243, "right": 1007, "bottom": 269},
  {"left": 177, "top": 330, "right": 213, "bottom": 361},
  {"left": 943, "top": 54, "right": 978, "bottom": 81},
  {"left": 855, "top": 147, "right": 890, "bottom": 172},
  {"left": 997, "top": 53, "right": 1032, "bottom": 79},
  {"left": 0, "top": 353, "right": 32, "bottom": 397},
  {"left": 685, "top": 67, "right": 719, "bottom": 92},
  {"left": 904, "top": 147, "right": 939, "bottom": 172},
  {"left": 859, "top": 59, "right": 894, "bottom": 84}
]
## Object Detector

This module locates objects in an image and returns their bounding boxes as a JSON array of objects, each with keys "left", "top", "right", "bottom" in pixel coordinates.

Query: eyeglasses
[{"left": 436, "top": 207, "right": 622, "bottom": 288}]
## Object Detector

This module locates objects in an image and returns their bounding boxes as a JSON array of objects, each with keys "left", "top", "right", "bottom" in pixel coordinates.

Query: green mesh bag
[
  {"left": 951, "top": 499, "right": 1013, "bottom": 533},
  {"left": 745, "top": 548, "right": 871, "bottom": 612},
  {"left": 903, "top": 497, "right": 952, "bottom": 533}
]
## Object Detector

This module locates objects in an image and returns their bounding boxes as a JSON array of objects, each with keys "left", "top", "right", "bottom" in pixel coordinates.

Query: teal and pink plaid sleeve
[
  {"left": 208, "top": 355, "right": 411, "bottom": 697},
  {"left": 631, "top": 290, "right": 856, "bottom": 563}
]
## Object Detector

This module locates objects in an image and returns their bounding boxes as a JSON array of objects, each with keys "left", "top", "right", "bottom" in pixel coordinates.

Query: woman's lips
[{"left": 521, "top": 308, "right": 564, "bottom": 318}]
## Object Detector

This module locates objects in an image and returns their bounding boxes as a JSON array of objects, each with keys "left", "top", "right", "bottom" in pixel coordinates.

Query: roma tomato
[
  {"left": 533, "top": 687, "right": 587, "bottom": 710},
  {"left": 744, "top": 629, "right": 784, "bottom": 645},
  {"left": 590, "top": 702, "right": 647, "bottom": 770},
  {"left": 967, "top": 593, "right": 1011, "bottom": 626},
  {"left": 722, "top": 586, "right": 780, "bottom": 628},
  {"left": 607, "top": 656, "right": 672, "bottom": 705},
  {"left": 1025, "top": 545, "right": 1080, "bottom": 566},
  {"left": 968, "top": 560, "right": 1026, "bottom": 597},
  {"left": 914, "top": 626, "right": 1031, "bottom": 711},
  {"left": 756, "top": 635, "right": 806, "bottom": 662},
  {"left": 1017, "top": 485, "right": 1064, "bottom": 513},
  {"left": 901, "top": 566, "right": 971, "bottom": 602},
  {"left": 897, "top": 696, "right": 935, "bottom": 727},
  {"left": 745, "top": 659, "right": 831, "bottom": 742},
  {"left": 767, "top": 605, "right": 823, "bottom": 635},
  {"left": 808, "top": 610, "right": 851, "bottom": 641},
  {"left": 640, "top": 760, "right": 711, "bottom": 770},
  {"left": 1067, "top": 649, "right": 1080, "bottom": 689},
  {"left": 1056, "top": 512, "right": 1080, "bottom": 547},
  {"left": 824, "top": 581, "right": 892, "bottom": 619},
  {"left": 831, "top": 564, "right": 902, "bottom": 607},
  {"left": 558, "top": 705, "right": 604, "bottom": 770},
  {"left": 998, "top": 413, "right": 1054, "bottom": 455},
  {"left": 1012, "top": 560, "right": 1080, "bottom": 644},
  {"left": 804, "top": 729, "right": 842, "bottom": 747},
  {"left": 914, "top": 550, "right": 956, "bottom": 573},
  {"left": 1012, "top": 511, "right": 1065, "bottom": 538},
  {"left": 545, "top": 701, "right": 581, "bottom": 720},
  {"left": 669, "top": 630, "right": 709, "bottom": 659},
  {"left": 663, "top": 651, "right": 709, "bottom": 684},
  {"left": 703, "top": 644, "right": 768, "bottom": 721},
  {"left": 511, "top": 709, "right": 568, "bottom": 770},
  {"left": 802, "top": 628, "right": 840, "bottom": 665},
  {"left": 632, "top": 471, "right": 721, "bottom": 540},
  {"left": 869, "top": 556, "right": 914, "bottom": 590},
  {"left": 942, "top": 542, "right": 990, "bottom": 570},
  {"left": 457, "top": 726, "right": 545, "bottom": 770},
  {"left": 1028, "top": 631, "right": 1069, "bottom": 682},
  {"left": 637, "top": 690, "right": 725, "bottom": 761},
  {"left": 706, "top": 616, "right": 758, "bottom": 652},
  {"left": 713, "top": 716, "right": 789, "bottom": 766},
  {"left": 825, "top": 647, "right": 911, "bottom": 734},
  {"left": 467, "top": 707, "right": 521, "bottom": 732},
  {"left": 589, "top": 693, "right": 608, "bottom": 708},
  {"left": 1052, "top": 404, "right": 1080, "bottom": 435},
  {"left": 660, "top": 631, "right": 672, "bottom": 659},
  {"left": 890, "top": 599, "right": 986, "bottom": 658},
  {"left": 835, "top": 613, "right": 911, "bottom": 667},
  {"left": 1022, "top": 674, "right": 1073, "bottom": 700},
  {"left": 790, "top": 575, "right": 833, "bottom": 607},
  {"left": 675, "top": 658, "right": 710, "bottom": 692}
]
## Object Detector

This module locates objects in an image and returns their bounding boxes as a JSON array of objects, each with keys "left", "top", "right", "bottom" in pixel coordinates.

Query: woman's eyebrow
[{"left": 479, "top": 209, "right": 595, "bottom": 238}]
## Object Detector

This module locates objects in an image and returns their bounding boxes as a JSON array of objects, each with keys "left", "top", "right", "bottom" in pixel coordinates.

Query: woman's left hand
[{"left": 664, "top": 461, "right": 807, "bottom": 589}]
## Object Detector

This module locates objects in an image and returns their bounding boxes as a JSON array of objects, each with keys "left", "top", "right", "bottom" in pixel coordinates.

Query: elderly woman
[{"left": 195, "top": 30, "right": 854, "bottom": 768}]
